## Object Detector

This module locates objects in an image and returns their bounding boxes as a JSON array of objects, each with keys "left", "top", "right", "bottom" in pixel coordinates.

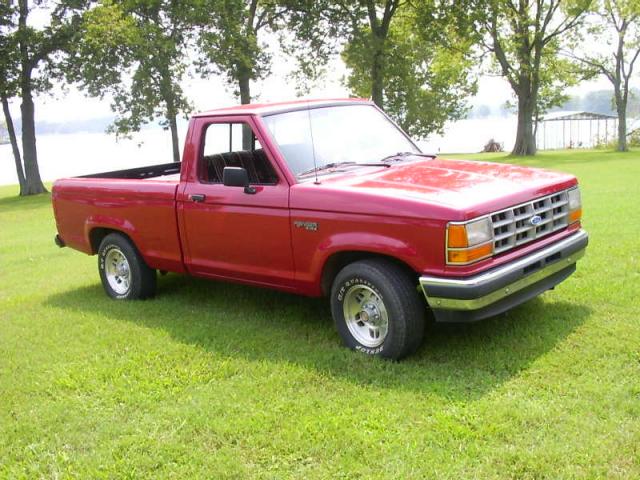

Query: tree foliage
[
  {"left": 1, "top": 0, "right": 86, "bottom": 195},
  {"left": 0, "top": 1, "right": 24, "bottom": 191},
  {"left": 196, "top": 0, "right": 272, "bottom": 105},
  {"left": 479, "top": 0, "right": 592, "bottom": 155},
  {"left": 0, "top": 1, "right": 17, "bottom": 95},
  {"left": 195, "top": 0, "right": 340, "bottom": 106},
  {"left": 343, "top": 18, "right": 476, "bottom": 137},
  {"left": 69, "top": 0, "right": 197, "bottom": 162},
  {"left": 569, "top": 0, "right": 640, "bottom": 151},
  {"left": 193, "top": 0, "right": 341, "bottom": 150},
  {"left": 340, "top": 1, "right": 477, "bottom": 139}
]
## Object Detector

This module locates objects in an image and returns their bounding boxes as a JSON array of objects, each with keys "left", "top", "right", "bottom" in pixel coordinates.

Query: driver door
[{"left": 177, "top": 115, "right": 295, "bottom": 289}]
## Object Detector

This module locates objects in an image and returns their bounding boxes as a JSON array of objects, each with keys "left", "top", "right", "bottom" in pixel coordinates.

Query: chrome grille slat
[
  {"left": 494, "top": 231, "right": 514, "bottom": 241},
  {"left": 534, "top": 205, "right": 553, "bottom": 214},
  {"left": 490, "top": 190, "right": 570, "bottom": 255},
  {"left": 493, "top": 218, "right": 513, "bottom": 228}
]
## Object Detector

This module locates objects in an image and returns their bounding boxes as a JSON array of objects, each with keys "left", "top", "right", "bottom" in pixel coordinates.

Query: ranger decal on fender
[{"left": 293, "top": 221, "right": 318, "bottom": 231}]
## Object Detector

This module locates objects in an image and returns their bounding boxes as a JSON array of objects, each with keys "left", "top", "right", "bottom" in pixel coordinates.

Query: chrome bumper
[{"left": 419, "top": 229, "right": 588, "bottom": 322}]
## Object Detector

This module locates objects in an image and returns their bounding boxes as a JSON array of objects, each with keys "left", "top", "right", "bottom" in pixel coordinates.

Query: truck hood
[{"left": 291, "top": 157, "right": 577, "bottom": 220}]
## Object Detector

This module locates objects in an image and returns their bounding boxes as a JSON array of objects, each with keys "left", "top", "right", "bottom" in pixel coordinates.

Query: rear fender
[{"left": 84, "top": 216, "right": 138, "bottom": 254}]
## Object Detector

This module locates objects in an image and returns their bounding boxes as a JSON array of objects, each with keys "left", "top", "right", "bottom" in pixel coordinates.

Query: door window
[{"left": 200, "top": 122, "right": 277, "bottom": 185}]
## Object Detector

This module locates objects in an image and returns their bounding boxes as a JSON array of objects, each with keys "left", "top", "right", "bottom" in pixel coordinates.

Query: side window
[{"left": 200, "top": 122, "right": 277, "bottom": 185}]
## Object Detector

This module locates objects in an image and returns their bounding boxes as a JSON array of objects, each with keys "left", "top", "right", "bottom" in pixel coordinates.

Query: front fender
[{"left": 299, "top": 231, "right": 427, "bottom": 296}]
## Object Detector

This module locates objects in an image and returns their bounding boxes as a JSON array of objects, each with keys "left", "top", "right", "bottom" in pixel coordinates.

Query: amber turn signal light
[
  {"left": 447, "top": 224, "right": 468, "bottom": 248},
  {"left": 569, "top": 208, "right": 582, "bottom": 224},
  {"left": 447, "top": 243, "right": 493, "bottom": 264}
]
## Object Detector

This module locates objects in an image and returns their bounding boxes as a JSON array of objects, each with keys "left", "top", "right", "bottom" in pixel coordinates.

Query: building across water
[{"left": 536, "top": 111, "right": 620, "bottom": 150}]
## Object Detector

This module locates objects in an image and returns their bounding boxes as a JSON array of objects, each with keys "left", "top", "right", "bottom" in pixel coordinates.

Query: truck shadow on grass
[{"left": 46, "top": 273, "right": 592, "bottom": 400}]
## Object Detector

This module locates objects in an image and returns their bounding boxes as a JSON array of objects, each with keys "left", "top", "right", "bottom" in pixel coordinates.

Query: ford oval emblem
[{"left": 529, "top": 215, "right": 543, "bottom": 226}]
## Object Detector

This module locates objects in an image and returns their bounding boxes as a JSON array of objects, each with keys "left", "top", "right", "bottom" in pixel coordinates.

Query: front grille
[{"left": 491, "top": 190, "right": 570, "bottom": 254}]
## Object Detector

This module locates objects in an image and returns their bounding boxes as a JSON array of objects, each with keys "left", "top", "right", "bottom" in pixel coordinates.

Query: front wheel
[
  {"left": 330, "top": 259, "right": 426, "bottom": 360},
  {"left": 98, "top": 233, "right": 156, "bottom": 300}
]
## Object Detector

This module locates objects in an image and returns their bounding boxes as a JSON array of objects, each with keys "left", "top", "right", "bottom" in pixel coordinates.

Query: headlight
[
  {"left": 568, "top": 187, "right": 582, "bottom": 224},
  {"left": 446, "top": 217, "right": 494, "bottom": 265},
  {"left": 466, "top": 218, "right": 493, "bottom": 245}
]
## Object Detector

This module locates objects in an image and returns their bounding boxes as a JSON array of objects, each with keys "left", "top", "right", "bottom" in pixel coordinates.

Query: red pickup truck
[{"left": 52, "top": 99, "right": 588, "bottom": 359}]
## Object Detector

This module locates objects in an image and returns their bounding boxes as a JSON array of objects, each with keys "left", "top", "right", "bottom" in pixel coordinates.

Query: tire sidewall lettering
[
  {"left": 99, "top": 244, "right": 118, "bottom": 271},
  {"left": 355, "top": 344, "right": 384, "bottom": 355},
  {"left": 336, "top": 277, "right": 384, "bottom": 303}
]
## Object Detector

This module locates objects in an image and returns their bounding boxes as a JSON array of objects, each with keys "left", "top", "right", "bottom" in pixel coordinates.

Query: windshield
[{"left": 262, "top": 104, "right": 420, "bottom": 179}]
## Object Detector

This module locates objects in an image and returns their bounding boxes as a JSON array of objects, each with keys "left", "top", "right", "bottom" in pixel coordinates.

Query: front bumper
[{"left": 419, "top": 229, "right": 588, "bottom": 322}]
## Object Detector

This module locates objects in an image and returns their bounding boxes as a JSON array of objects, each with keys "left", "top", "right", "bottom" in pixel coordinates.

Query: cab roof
[{"left": 193, "top": 98, "right": 373, "bottom": 117}]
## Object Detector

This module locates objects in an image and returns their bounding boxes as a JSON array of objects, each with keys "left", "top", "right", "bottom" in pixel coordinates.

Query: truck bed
[{"left": 52, "top": 163, "right": 185, "bottom": 274}]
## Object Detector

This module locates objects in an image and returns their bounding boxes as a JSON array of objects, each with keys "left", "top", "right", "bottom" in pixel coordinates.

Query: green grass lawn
[{"left": 1, "top": 149, "right": 639, "bottom": 478}]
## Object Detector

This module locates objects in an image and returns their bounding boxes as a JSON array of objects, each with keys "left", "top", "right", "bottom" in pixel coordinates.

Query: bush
[
  {"left": 627, "top": 129, "right": 640, "bottom": 147},
  {"left": 593, "top": 137, "right": 617, "bottom": 150},
  {"left": 594, "top": 129, "right": 640, "bottom": 150},
  {"left": 482, "top": 138, "right": 504, "bottom": 152}
]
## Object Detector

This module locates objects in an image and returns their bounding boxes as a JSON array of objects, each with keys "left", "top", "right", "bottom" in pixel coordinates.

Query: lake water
[{"left": 0, "top": 116, "right": 521, "bottom": 186}]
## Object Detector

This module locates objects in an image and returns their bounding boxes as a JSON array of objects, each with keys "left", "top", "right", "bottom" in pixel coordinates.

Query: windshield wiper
[
  {"left": 379, "top": 151, "right": 437, "bottom": 163},
  {"left": 298, "top": 162, "right": 356, "bottom": 177},
  {"left": 298, "top": 161, "right": 390, "bottom": 178}
]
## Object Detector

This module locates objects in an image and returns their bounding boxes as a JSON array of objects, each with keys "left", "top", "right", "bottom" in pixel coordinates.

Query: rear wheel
[
  {"left": 98, "top": 233, "right": 156, "bottom": 300},
  {"left": 330, "top": 259, "right": 425, "bottom": 360}
]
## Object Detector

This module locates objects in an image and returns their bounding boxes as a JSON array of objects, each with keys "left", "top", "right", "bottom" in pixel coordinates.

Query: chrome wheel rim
[
  {"left": 105, "top": 248, "right": 131, "bottom": 295},
  {"left": 343, "top": 284, "right": 389, "bottom": 348}
]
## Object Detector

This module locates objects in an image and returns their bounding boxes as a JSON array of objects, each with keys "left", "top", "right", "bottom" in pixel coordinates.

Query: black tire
[
  {"left": 98, "top": 233, "right": 156, "bottom": 300},
  {"left": 330, "top": 259, "right": 426, "bottom": 360}
]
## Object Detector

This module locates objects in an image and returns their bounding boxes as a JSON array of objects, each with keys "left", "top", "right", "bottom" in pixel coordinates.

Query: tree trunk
[
  {"left": 239, "top": 71, "right": 251, "bottom": 105},
  {"left": 18, "top": 0, "right": 46, "bottom": 195},
  {"left": 239, "top": 71, "right": 253, "bottom": 150},
  {"left": 366, "top": 0, "right": 393, "bottom": 109},
  {"left": 168, "top": 112, "right": 180, "bottom": 163},
  {"left": 1, "top": 93, "right": 26, "bottom": 194},
  {"left": 370, "top": 46, "right": 384, "bottom": 108},
  {"left": 158, "top": 67, "right": 181, "bottom": 163},
  {"left": 19, "top": 80, "right": 47, "bottom": 195},
  {"left": 616, "top": 105, "right": 627, "bottom": 152},
  {"left": 512, "top": 93, "right": 537, "bottom": 156},
  {"left": 614, "top": 86, "right": 627, "bottom": 152}
]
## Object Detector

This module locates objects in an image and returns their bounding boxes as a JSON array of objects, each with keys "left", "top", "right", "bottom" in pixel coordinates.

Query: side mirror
[{"left": 222, "top": 167, "right": 256, "bottom": 194}]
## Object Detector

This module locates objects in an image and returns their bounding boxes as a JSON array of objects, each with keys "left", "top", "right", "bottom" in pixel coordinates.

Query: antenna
[{"left": 306, "top": 101, "right": 320, "bottom": 185}]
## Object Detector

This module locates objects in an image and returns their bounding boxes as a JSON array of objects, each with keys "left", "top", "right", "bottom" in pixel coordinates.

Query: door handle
[{"left": 190, "top": 194, "right": 206, "bottom": 202}]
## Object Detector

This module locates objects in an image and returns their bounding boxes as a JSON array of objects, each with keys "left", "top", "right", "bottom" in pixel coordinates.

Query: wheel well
[
  {"left": 89, "top": 228, "right": 132, "bottom": 254},
  {"left": 320, "top": 251, "right": 418, "bottom": 296}
]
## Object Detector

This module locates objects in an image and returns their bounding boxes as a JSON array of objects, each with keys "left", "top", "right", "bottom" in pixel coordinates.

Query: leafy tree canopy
[
  {"left": 567, "top": 0, "right": 640, "bottom": 150},
  {"left": 69, "top": 0, "right": 197, "bottom": 161},
  {"left": 341, "top": 1, "right": 477, "bottom": 138},
  {"left": 195, "top": 0, "right": 342, "bottom": 104},
  {"left": 477, "top": 0, "right": 592, "bottom": 155},
  {"left": 1, "top": 0, "right": 88, "bottom": 194}
]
